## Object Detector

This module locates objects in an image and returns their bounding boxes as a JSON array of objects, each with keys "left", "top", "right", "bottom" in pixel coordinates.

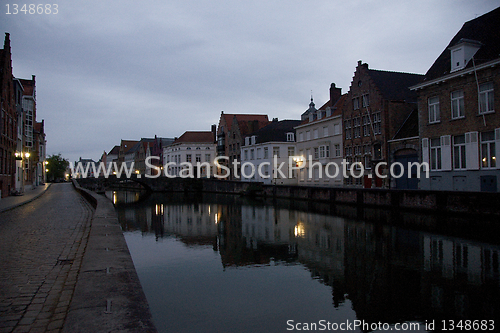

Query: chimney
[
  {"left": 329, "top": 83, "right": 342, "bottom": 106},
  {"left": 272, "top": 118, "right": 278, "bottom": 122},
  {"left": 211, "top": 124, "right": 217, "bottom": 142}
]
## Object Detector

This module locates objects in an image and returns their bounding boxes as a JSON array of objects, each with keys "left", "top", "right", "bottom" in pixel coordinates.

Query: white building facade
[
  {"left": 163, "top": 131, "right": 216, "bottom": 178},
  {"left": 240, "top": 120, "right": 301, "bottom": 185},
  {"left": 295, "top": 96, "right": 346, "bottom": 187}
]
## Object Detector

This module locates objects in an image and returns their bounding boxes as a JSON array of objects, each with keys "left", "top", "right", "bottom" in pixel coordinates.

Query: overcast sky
[{"left": 2, "top": 0, "right": 499, "bottom": 163}]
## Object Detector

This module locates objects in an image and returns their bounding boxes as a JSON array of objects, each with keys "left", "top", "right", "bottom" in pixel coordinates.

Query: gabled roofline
[
  {"left": 294, "top": 114, "right": 341, "bottom": 130},
  {"left": 410, "top": 57, "right": 500, "bottom": 90}
]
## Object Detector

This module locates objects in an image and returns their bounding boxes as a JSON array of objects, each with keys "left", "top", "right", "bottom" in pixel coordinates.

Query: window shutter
[
  {"left": 422, "top": 138, "right": 429, "bottom": 164},
  {"left": 441, "top": 135, "right": 452, "bottom": 171},
  {"left": 496, "top": 128, "right": 500, "bottom": 169},
  {"left": 465, "top": 131, "right": 479, "bottom": 170}
]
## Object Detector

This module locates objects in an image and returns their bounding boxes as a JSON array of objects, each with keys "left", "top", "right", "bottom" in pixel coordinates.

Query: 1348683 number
[
  {"left": 6, "top": 4, "right": 59, "bottom": 14},
  {"left": 441, "top": 320, "right": 495, "bottom": 331}
]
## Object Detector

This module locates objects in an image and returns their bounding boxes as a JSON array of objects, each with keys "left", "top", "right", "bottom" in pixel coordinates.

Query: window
[
  {"left": 353, "top": 97, "right": 359, "bottom": 110},
  {"left": 481, "top": 131, "right": 496, "bottom": 168},
  {"left": 306, "top": 131, "right": 311, "bottom": 140},
  {"left": 250, "top": 149, "right": 254, "bottom": 160},
  {"left": 362, "top": 94, "right": 370, "bottom": 107},
  {"left": 257, "top": 148, "right": 261, "bottom": 159},
  {"left": 372, "top": 112, "right": 381, "bottom": 135},
  {"left": 430, "top": 138, "right": 442, "bottom": 170},
  {"left": 334, "top": 123, "right": 340, "bottom": 135},
  {"left": 362, "top": 116, "right": 369, "bottom": 137},
  {"left": 205, "top": 154, "right": 211, "bottom": 162},
  {"left": 479, "top": 82, "right": 494, "bottom": 114},
  {"left": 186, "top": 154, "right": 192, "bottom": 163},
  {"left": 288, "top": 147, "right": 295, "bottom": 157},
  {"left": 323, "top": 126, "right": 329, "bottom": 137},
  {"left": 373, "top": 143, "right": 382, "bottom": 160},
  {"left": 451, "top": 90, "right": 464, "bottom": 119},
  {"left": 345, "top": 120, "right": 352, "bottom": 140},
  {"left": 273, "top": 147, "right": 280, "bottom": 158},
  {"left": 453, "top": 135, "right": 466, "bottom": 170},
  {"left": 313, "top": 129, "right": 318, "bottom": 139},
  {"left": 244, "top": 150, "right": 248, "bottom": 160},
  {"left": 353, "top": 117, "right": 361, "bottom": 138},
  {"left": 319, "top": 145, "right": 330, "bottom": 158},
  {"left": 428, "top": 96, "right": 440, "bottom": 123},
  {"left": 314, "top": 147, "right": 319, "bottom": 159},
  {"left": 334, "top": 144, "right": 341, "bottom": 157},
  {"left": 364, "top": 155, "right": 371, "bottom": 169},
  {"left": 264, "top": 147, "right": 269, "bottom": 159},
  {"left": 196, "top": 154, "right": 201, "bottom": 163},
  {"left": 299, "top": 132, "right": 304, "bottom": 142},
  {"left": 287, "top": 133, "right": 295, "bottom": 142}
]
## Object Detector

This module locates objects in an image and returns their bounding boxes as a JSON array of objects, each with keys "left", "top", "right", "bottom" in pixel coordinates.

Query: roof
[
  {"left": 299, "top": 94, "right": 347, "bottom": 126},
  {"left": 34, "top": 121, "right": 44, "bottom": 133},
  {"left": 108, "top": 145, "right": 120, "bottom": 155},
  {"left": 247, "top": 120, "right": 302, "bottom": 144},
  {"left": 392, "top": 108, "right": 419, "bottom": 140},
  {"left": 367, "top": 69, "right": 423, "bottom": 102},
  {"left": 121, "top": 140, "right": 139, "bottom": 154},
  {"left": 173, "top": 131, "right": 215, "bottom": 144},
  {"left": 424, "top": 7, "right": 500, "bottom": 81},
  {"left": 220, "top": 113, "right": 269, "bottom": 132},
  {"left": 18, "top": 78, "right": 35, "bottom": 96}
]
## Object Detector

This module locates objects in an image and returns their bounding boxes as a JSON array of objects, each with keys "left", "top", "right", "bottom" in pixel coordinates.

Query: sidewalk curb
[
  {"left": 65, "top": 180, "right": 157, "bottom": 332},
  {"left": 0, "top": 183, "right": 52, "bottom": 213}
]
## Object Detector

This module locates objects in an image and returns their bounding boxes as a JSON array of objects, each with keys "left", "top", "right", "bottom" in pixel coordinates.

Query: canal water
[{"left": 109, "top": 191, "right": 500, "bottom": 333}]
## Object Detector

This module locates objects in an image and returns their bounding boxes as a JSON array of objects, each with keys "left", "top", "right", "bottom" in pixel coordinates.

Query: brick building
[
  {"left": 411, "top": 7, "right": 500, "bottom": 192},
  {"left": 343, "top": 61, "right": 423, "bottom": 188},
  {"left": 216, "top": 112, "right": 269, "bottom": 179},
  {"left": 0, "top": 33, "right": 17, "bottom": 197}
]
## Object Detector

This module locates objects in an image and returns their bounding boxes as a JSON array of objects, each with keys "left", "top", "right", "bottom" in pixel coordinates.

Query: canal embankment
[
  {"left": 75, "top": 177, "right": 500, "bottom": 216},
  {"left": 65, "top": 180, "right": 157, "bottom": 332}
]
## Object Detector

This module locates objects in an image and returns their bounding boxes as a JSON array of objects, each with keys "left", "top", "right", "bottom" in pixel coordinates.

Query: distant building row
[
  {"left": 0, "top": 33, "right": 46, "bottom": 198},
  {"left": 100, "top": 7, "right": 499, "bottom": 192}
]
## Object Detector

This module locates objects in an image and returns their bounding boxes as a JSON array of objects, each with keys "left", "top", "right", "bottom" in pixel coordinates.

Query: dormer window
[
  {"left": 251, "top": 135, "right": 257, "bottom": 145},
  {"left": 286, "top": 133, "right": 295, "bottom": 142},
  {"left": 326, "top": 107, "right": 332, "bottom": 117},
  {"left": 449, "top": 39, "right": 481, "bottom": 73},
  {"left": 317, "top": 111, "right": 322, "bottom": 120}
]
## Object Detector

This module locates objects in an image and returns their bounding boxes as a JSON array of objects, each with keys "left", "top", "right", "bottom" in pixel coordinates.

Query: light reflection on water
[{"left": 110, "top": 191, "right": 500, "bottom": 333}]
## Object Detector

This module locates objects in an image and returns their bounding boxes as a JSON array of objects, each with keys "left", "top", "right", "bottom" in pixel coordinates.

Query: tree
[{"left": 46, "top": 154, "right": 69, "bottom": 182}]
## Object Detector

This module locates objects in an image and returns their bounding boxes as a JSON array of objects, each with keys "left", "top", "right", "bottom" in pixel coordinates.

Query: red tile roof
[
  {"left": 121, "top": 140, "right": 139, "bottom": 154},
  {"left": 221, "top": 114, "right": 269, "bottom": 132},
  {"left": 174, "top": 131, "right": 215, "bottom": 144}
]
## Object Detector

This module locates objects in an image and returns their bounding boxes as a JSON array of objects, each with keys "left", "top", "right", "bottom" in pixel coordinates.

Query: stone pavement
[
  {"left": 0, "top": 183, "right": 93, "bottom": 333},
  {"left": 0, "top": 184, "right": 51, "bottom": 213}
]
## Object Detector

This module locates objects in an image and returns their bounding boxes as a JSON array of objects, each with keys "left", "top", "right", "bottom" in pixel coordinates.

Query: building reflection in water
[{"left": 112, "top": 191, "right": 500, "bottom": 327}]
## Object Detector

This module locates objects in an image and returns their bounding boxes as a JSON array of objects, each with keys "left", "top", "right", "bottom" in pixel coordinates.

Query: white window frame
[
  {"left": 319, "top": 145, "right": 330, "bottom": 158},
  {"left": 430, "top": 138, "right": 442, "bottom": 171},
  {"left": 479, "top": 82, "right": 494, "bottom": 115},
  {"left": 451, "top": 90, "right": 465, "bottom": 119},
  {"left": 453, "top": 135, "right": 466, "bottom": 170},
  {"left": 428, "top": 96, "right": 440, "bottom": 123},
  {"left": 481, "top": 131, "right": 496, "bottom": 169}
]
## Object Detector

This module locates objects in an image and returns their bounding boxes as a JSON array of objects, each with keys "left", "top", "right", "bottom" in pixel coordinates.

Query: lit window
[{"left": 481, "top": 131, "right": 496, "bottom": 168}]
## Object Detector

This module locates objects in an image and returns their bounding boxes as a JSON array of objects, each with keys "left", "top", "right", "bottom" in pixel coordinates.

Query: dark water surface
[{"left": 110, "top": 191, "right": 500, "bottom": 333}]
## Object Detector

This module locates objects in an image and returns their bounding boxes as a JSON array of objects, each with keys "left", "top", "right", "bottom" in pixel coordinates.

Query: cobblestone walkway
[{"left": 0, "top": 183, "right": 93, "bottom": 333}]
